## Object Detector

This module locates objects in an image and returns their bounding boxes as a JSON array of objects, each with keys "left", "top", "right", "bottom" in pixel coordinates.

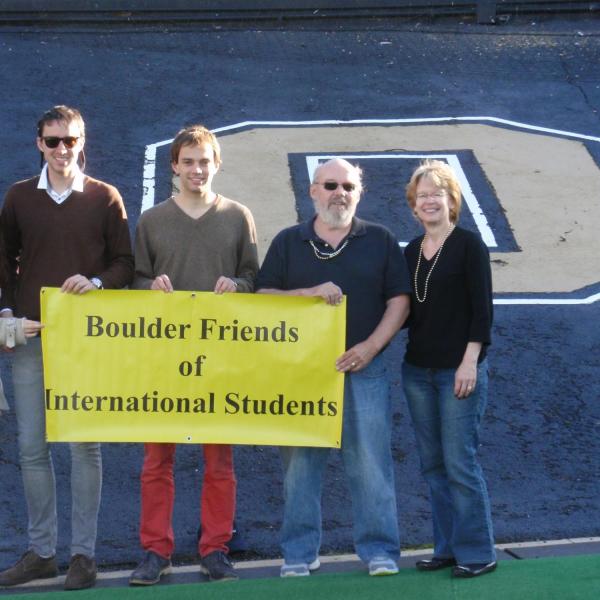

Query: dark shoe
[
  {"left": 416, "top": 556, "right": 457, "bottom": 571},
  {"left": 199, "top": 551, "right": 238, "bottom": 582},
  {"left": 453, "top": 561, "right": 497, "bottom": 578},
  {"left": 129, "top": 551, "right": 172, "bottom": 586},
  {"left": 64, "top": 554, "right": 97, "bottom": 590},
  {"left": 0, "top": 550, "right": 58, "bottom": 586}
]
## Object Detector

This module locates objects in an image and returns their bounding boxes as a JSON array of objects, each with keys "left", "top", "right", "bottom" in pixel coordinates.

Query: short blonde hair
[{"left": 406, "top": 159, "right": 462, "bottom": 224}]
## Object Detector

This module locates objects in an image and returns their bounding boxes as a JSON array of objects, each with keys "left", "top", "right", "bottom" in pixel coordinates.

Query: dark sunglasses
[
  {"left": 317, "top": 181, "right": 357, "bottom": 192},
  {"left": 42, "top": 136, "right": 80, "bottom": 149}
]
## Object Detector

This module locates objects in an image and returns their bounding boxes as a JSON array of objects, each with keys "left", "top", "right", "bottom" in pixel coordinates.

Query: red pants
[{"left": 139, "top": 443, "right": 236, "bottom": 558}]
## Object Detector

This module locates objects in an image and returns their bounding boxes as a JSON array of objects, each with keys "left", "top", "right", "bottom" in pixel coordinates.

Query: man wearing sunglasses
[
  {"left": 0, "top": 105, "right": 134, "bottom": 590},
  {"left": 256, "top": 158, "right": 411, "bottom": 578}
]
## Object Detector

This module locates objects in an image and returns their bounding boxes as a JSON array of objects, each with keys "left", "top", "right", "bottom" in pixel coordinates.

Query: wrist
[{"left": 364, "top": 337, "right": 381, "bottom": 355}]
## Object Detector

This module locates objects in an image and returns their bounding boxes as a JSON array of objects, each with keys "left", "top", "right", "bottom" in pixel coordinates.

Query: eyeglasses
[
  {"left": 316, "top": 181, "right": 357, "bottom": 192},
  {"left": 416, "top": 190, "right": 447, "bottom": 201},
  {"left": 42, "top": 136, "right": 80, "bottom": 149}
]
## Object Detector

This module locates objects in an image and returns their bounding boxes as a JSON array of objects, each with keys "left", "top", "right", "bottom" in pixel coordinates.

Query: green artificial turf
[{"left": 2, "top": 554, "right": 599, "bottom": 600}]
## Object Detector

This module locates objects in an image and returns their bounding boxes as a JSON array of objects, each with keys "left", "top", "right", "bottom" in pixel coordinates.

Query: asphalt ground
[{"left": 0, "top": 10, "right": 599, "bottom": 576}]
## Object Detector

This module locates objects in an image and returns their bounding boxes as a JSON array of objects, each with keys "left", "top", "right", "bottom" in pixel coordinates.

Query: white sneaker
[
  {"left": 368, "top": 556, "right": 399, "bottom": 576},
  {"left": 280, "top": 558, "right": 321, "bottom": 577}
]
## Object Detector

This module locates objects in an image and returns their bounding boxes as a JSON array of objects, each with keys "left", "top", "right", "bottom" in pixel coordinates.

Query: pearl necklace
[
  {"left": 309, "top": 238, "right": 350, "bottom": 260},
  {"left": 414, "top": 225, "right": 454, "bottom": 303}
]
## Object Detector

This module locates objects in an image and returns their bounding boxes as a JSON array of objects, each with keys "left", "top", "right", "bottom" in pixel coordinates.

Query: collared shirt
[
  {"left": 256, "top": 216, "right": 411, "bottom": 350},
  {"left": 37, "top": 163, "right": 85, "bottom": 204}
]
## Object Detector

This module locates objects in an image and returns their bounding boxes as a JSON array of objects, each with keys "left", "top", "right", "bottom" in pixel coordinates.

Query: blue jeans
[
  {"left": 280, "top": 354, "right": 399, "bottom": 564},
  {"left": 13, "top": 338, "right": 102, "bottom": 558},
  {"left": 402, "top": 360, "right": 495, "bottom": 564}
]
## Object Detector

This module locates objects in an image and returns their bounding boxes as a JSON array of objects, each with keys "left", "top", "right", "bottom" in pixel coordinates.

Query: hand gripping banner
[{"left": 40, "top": 288, "right": 346, "bottom": 447}]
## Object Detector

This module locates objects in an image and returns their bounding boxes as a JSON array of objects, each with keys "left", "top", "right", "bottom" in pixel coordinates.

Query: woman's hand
[
  {"left": 454, "top": 342, "right": 482, "bottom": 398},
  {"left": 454, "top": 360, "right": 477, "bottom": 398}
]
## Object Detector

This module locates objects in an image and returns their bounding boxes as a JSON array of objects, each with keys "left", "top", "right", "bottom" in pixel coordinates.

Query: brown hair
[
  {"left": 170, "top": 125, "right": 221, "bottom": 166},
  {"left": 36, "top": 105, "right": 86, "bottom": 169},
  {"left": 406, "top": 159, "right": 462, "bottom": 224},
  {"left": 37, "top": 105, "right": 85, "bottom": 138}
]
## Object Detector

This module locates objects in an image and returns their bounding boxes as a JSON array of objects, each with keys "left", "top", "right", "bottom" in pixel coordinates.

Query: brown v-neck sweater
[
  {"left": 132, "top": 195, "right": 258, "bottom": 293},
  {"left": 1, "top": 175, "right": 134, "bottom": 320}
]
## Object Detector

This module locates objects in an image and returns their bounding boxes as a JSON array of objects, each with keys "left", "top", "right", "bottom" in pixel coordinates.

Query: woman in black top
[{"left": 402, "top": 160, "right": 496, "bottom": 578}]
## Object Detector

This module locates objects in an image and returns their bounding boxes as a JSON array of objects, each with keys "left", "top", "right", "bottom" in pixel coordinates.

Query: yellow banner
[{"left": 40, "top": 288, "right": 346, "bottom": 447}]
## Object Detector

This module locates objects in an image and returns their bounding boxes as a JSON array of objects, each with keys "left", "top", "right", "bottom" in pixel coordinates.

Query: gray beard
[{"left": 315, "top": 204, "right": 354, "bottom": 228}]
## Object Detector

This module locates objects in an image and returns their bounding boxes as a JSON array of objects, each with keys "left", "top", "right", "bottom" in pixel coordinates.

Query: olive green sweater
[{"left": 133, "top": 195, "right": 258, "bottom": 293}]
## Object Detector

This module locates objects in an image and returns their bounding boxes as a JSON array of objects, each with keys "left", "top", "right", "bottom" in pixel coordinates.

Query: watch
[{"left": 90, "top": 277, "right": 103, "bottom": 289}]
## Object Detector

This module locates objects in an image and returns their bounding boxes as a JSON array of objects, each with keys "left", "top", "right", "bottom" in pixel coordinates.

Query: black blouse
[{"left": 404, "top": 226, "right": 493, "bottom": 369}]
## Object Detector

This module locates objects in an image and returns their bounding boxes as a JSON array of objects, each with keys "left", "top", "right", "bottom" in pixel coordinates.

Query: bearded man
[{"left": 256, "top": 158, "right": 411, "bottom": 578}]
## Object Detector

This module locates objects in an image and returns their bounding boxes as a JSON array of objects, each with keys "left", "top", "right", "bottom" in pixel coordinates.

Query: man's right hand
[
  {"left": 23, "top": 319, "right": 44, "bottom": 337},
  {"left": 307, "top": 281, "right": 343, "bottom": 305},
  {"left": 151, "top": 274, "right": 174, "bottom": 292}
]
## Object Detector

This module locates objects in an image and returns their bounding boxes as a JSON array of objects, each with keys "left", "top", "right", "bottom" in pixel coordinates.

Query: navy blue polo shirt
[{"left": 256, "top": 217, "right": 411, "bottom": 350}]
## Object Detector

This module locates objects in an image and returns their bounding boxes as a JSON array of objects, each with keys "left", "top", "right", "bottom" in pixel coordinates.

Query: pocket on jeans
[{"left": 361, "top": 357, "right": 385, "bottom": 379}]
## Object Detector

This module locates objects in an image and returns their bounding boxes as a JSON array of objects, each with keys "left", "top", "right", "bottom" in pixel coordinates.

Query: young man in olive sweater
[
  {"left": 0, "top": 105, "right": 134, "bottom": 590},
  {"left": 129, "top": 125, "right": 258, "bottom": 585}
]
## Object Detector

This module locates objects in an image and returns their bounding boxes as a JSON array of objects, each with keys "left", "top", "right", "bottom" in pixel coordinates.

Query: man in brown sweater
[
  {"left": 129, "top": 125, "right": 258, "bottom": 585},
  {"left": 0, "top": 105, "right": 134, "bottom": 590}
]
